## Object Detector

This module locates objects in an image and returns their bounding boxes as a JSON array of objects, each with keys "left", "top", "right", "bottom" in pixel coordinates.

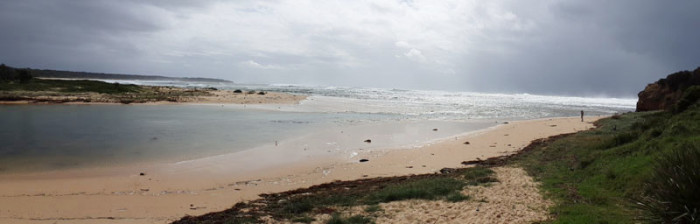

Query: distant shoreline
[{"left": 0, "top": 78, "right": 306, "bottom": 105}]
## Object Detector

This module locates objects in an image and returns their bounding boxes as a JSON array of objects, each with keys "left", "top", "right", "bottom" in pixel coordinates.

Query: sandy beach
[{"left": 0, "top": 116, "right": 599, "bottom": 224}]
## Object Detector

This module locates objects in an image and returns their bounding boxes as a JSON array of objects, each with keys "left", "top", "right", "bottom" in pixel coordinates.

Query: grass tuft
[
  {"left": 462, "top": 167, "right": 498, "bottom": 186},
  {"left": 366, "top": 177, "right": 466, "bottom": 204},
  {"left": 636, "top": 143, "right": 700, "bottom": 223},
  {"left": 364, "top": 205, "right": 382, "bottom": 213}
]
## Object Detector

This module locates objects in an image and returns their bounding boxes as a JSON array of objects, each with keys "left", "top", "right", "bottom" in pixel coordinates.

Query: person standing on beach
[{"left": 580, "top": 110, "right": 584, "bottom": 122}]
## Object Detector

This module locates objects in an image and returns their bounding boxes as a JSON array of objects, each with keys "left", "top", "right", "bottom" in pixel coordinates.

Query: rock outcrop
[{"left": 636, "top": 67, "right": 700, "bottom": 112}]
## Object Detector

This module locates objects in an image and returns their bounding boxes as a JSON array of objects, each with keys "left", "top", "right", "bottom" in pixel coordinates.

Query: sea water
[{"left": 0, "top": 81, "right": 637, "bottom": 172}]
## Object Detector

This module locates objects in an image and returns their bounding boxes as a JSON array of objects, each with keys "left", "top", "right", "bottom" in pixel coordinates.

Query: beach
[{"left": 0, "top": 116, "right": 598, "bottom": 224}]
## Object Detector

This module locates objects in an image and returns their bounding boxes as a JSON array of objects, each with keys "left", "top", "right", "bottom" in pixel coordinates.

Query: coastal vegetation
[
  {"left": 173, "top": 167, "right": 498, "bottom": 223},
  {"left": 0, "top": 64, "right": 33, "bottom": 83},
  {"left": 0, "top": 78, "right": 213, "bottom": 104},
  {"left": 513, "top": 104, "right": 699, "bottom": 223}
]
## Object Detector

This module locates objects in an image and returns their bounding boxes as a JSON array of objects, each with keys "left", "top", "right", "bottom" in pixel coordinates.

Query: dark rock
[
  {"left": 462, "top": 158, "right": 484, "bottom": 165},
  {"left": 464, "top": 141, "right": 470, "bottom": 145},
  {"left": 139, "top": 172, "right": 145, "bottom": 176},
  {"left": 439, "top": 168, "right": 456, "bottom": 174},
  {"left": 316, "top": 207, "right": 336, "bottom": 214},
  {"left": 637, "top": 67, "right": 700, "bottom": 112},
  {"left": 433, "top": 128, "right": 438, "bottom": 131},
  {"left": 359, "top": 159, "right": 369, "bottom": 162},
  {"left": 257, "top": 91, "right": 266, "bottom": 95},
  {"left": 406, "top": 166, "right": 413, "bottom": 168},
  {"left": 364, "top": 139, "right": 372, "bottom": 143},
  {"left": 233, "top": 89, "right": 243, "bottom": 93}
]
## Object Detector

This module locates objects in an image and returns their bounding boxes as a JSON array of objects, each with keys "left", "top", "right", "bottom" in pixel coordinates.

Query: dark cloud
[
  {"left": 0, "top": 0, "right": 698, "bottom": 97},
  {"left": 456, "top": 0, "right": 700, "bottom": 96}
]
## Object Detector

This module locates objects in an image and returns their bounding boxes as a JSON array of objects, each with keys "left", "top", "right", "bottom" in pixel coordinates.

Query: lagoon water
[{"left": 0, "top": 82, "right": 637, "bottom": 173}]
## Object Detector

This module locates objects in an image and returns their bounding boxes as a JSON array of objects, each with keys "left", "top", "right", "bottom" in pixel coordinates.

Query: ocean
[{"left": 0, "top": 80, "right": 636, "bottom": 172}]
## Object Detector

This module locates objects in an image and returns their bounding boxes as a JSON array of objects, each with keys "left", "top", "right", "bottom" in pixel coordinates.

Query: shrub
[
  {"left": 636, "top": 143, "right": 700, "bottom": 223},
  {"left": 17, "top": 69, "right": 32, "bottom": 83},
  {"left": 675, "top": 86, "right": 700, "bottom": 113},
  {"left": 462, "top": 167, "right": 498, "bottom": 186},
  {"left": 282, "top": 199, "right": 314, "bottom": 214},
  {"left": 0, "top": 64, "right": 16, "bottom": 81}
]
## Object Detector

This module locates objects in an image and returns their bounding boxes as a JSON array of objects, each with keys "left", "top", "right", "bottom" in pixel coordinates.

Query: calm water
[{"left": 0, "top": 105, "right": 401, "bottom": 172}]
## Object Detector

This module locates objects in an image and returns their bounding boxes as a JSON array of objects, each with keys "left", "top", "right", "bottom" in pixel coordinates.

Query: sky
[{"left": 1, "top": 0, "right": 698, "bottom": 97}]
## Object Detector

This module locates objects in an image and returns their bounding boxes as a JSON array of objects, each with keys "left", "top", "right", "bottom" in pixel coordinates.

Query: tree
[
  {"left": 17, "top": 69, "right": 32, "bottom": 83},
  {"left": 0, "top": 64, "right": 16, "bottom": 81}
]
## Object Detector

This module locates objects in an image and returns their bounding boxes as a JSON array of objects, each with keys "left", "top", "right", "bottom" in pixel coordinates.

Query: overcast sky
[{"left": 1, "top": 0, "right": 698, "bottom": 97}]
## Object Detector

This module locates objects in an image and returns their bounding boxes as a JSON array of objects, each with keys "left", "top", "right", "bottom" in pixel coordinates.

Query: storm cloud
[{"left": 1, "top": 0, "right": 698, "bottom": 97}]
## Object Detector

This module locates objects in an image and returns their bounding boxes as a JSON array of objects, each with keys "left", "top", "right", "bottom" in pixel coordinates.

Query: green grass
[
  {"left": 0, "top": 79, "right": 142, "bottom": 94},
  {"left": 635, "top": 142, "right": 700, "bottom": 223},
  {"left": 366, "top": 177, "right": 467, "bottom": 204},
  {"left": 512, "top": 102, "right": 700, "bottom": 223},
  {"left": 364, "top": 205, "right": 382, "bottom": 213},
  {"left": 462, "top": 167, "right": 498, "bottom": 186}
]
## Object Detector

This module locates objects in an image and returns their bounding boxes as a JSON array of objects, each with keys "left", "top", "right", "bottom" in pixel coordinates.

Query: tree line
[{"left": 0, "top": 64, "right": 33, "bottom": 83}]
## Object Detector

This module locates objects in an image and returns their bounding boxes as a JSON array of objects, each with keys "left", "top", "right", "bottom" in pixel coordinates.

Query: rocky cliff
[{"left": 636, "top": 67, "right": 700, "bottom": 112}]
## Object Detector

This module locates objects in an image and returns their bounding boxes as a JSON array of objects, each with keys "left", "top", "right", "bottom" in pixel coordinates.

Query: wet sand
[{"left": 0, "top": 116, "right": 599, "bottom": 224}]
